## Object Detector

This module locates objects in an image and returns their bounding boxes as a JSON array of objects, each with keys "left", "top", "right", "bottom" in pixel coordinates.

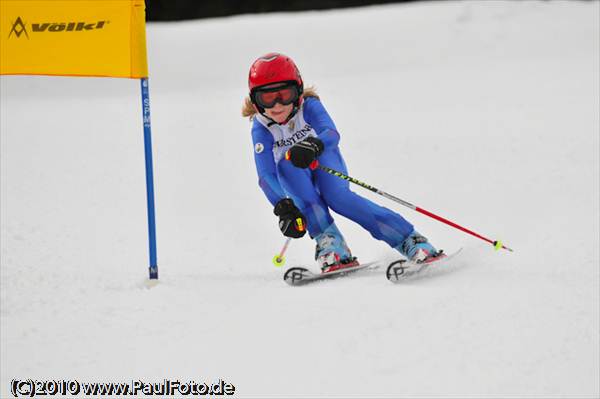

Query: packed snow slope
[{"left": 1, "top": 1, "right": 599, "bottom": 397}]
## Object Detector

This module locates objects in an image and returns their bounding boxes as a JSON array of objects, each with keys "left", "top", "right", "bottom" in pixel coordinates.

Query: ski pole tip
[
  {"left": 493, "top": 240, "right": 514, "bottom": 252},
  {"left": 272, "top": 255, "right": 285, "bottom": 267}
]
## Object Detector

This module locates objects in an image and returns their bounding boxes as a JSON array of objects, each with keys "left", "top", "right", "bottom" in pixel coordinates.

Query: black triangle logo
[{"left": 9, "top": 17, "right": 29, "bottom": 39}]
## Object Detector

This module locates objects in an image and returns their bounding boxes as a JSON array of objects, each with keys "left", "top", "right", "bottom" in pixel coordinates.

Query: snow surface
[{"left": 1, "top": 1, "right": 599, "bottom": 397}]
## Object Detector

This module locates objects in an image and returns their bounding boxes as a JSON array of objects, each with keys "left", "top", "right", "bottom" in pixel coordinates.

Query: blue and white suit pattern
[{"left": 251, "top": 96, "right": 414, "bottom": 248}]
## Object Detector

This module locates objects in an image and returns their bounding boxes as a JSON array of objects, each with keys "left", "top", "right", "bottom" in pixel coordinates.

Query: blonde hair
[{"left": 241, "top": 86, "right": 320, "bottom": 120}]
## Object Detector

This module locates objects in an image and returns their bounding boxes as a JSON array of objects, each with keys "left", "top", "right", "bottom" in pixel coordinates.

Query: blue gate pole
[{"left": 140, "top": 77, "right": 158, "bottom": 279}]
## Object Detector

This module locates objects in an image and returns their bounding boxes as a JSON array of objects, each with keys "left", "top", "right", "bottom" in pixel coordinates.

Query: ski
[
  {"left": 283, "top": 261, "right": 379, "bottom": 286},
  {"left": 283, "top": 248, "right": 462, "bottom": 285},
  {"left": 386, "top": 248, "right": 463, "bottom": 282}
]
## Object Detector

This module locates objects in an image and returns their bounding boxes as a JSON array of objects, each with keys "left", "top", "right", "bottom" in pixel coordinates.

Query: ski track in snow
[{"left": 1, "top": 1, "right": 599, "bottom": 397}]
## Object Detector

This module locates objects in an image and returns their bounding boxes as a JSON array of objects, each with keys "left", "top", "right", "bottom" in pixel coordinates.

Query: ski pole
[
  {"left": 273, "top": 237, "right": 292, "bottom": 267},
  {"left": 310, "top": 161, "right": 513, "bottom": 252}
]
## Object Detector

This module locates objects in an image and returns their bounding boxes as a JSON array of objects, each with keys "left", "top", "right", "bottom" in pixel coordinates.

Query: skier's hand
[
  {"left": 286, "top": 136, "right": 324, "bottom": 169},
  {"left": 274, "top": 198, "right": 307, "bottom": 238}
]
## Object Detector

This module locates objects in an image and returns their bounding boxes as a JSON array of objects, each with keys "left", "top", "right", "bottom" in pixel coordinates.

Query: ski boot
[
  {"left": 396, "top": 230, "right": 443, "bottom": 263},
  {"left": 314, "top": 223, "right": 358, "bottom": 273}
]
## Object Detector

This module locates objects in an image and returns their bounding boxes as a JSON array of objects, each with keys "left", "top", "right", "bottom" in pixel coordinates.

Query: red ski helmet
[{"left": 248, "top": 53, "right": 304, "bottom": 115}]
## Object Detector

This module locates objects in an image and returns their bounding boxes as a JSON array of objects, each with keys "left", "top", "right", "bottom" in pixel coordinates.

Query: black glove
[
  {"left": 286, "top": 136, "right": 324, "bottom": 169},
  {"left": 273, "top": 198, "right": 307, "bottom": 238}
]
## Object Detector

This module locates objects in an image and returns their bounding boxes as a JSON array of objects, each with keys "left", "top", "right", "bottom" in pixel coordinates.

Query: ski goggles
[{"left": 253, "top": 84, "right": 299, "bottom": 109}]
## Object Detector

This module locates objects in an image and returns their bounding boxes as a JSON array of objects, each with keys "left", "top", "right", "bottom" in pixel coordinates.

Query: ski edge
[
  {"left": 283, "top": 261, "right": 379, "bottom": 286},
  {"left": 385, "top": 248, "right": 463, "bottom": 283}
]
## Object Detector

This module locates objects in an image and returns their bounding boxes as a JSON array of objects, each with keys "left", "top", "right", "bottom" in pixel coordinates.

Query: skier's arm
[
  {"left": 302, "top": 97, "right": 341, "bottom": 149},
  {"left": 251, "top": 121, "right": 285, "bottom": 206}
]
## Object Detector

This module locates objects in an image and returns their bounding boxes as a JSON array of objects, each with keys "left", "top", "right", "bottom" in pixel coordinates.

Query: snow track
[{"left": 2, "top": 1, "right": 598, "bottom": 397}]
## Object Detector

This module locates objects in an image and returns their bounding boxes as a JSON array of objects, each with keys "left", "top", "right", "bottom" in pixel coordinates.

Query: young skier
[{"left": 243, "top": 52, "right": 441, "bottom": 272}]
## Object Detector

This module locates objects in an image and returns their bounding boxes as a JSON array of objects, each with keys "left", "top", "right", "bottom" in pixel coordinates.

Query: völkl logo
[
  {"left": 8, "top": 17, "right": 109, "bottom": 39},
  {"left": 8, "top": 17, "right": 28, "bottom": 39}
]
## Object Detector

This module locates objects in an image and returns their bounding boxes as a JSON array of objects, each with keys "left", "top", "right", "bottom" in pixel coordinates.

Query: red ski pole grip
[{"left": 309, "top": 160, "right": 319, "bottom": 170}]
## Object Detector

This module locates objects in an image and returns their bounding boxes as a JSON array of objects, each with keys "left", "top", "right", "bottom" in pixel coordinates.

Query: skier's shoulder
[
  {"left": 301, "top": 91, "right": 336, "bottom": 132},
  {"left": 251, "top": 116, "right": 273, "bottom": 142},
  {"left": 301, "top": 92, "right": 329, "bottom": 118},
  {"left": 251, "top": 114, "right": 268, "bottom": 131},
  {"left": 302, "top": 93, "right": 323, "bottom": 111}
]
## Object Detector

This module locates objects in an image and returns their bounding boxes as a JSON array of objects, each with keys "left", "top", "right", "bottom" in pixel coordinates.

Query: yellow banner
[{"left": 0, "top": 0, "right": 148, "bottom": 78}]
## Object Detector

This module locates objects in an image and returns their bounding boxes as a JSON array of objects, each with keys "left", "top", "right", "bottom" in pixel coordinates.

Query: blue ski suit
[{"left": 251, "top": 96, "right": 414, "bottom": 248}]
